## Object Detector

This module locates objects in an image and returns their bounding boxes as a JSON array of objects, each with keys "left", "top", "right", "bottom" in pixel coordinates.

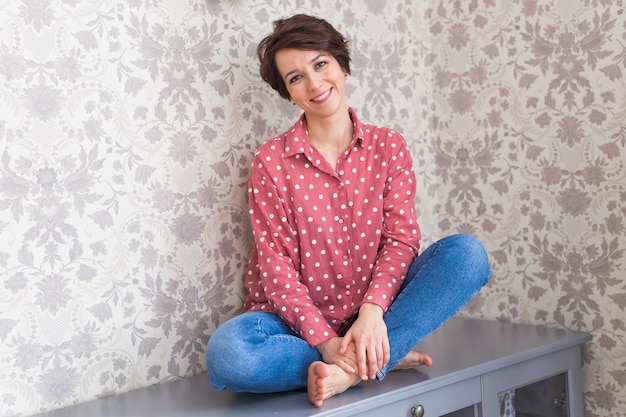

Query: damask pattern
[{"left": 0, "top": 1, "right": 624, "bottom": 416}]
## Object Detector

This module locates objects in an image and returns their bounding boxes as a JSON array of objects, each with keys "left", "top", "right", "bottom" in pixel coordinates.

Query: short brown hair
[{"left": 257, "top": 14, "right": 351, "bottom": 100}]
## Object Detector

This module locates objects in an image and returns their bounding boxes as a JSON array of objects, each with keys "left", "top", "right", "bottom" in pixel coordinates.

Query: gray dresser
[{"left": 36, "top": 317, "right": 592, "bottom": 417}]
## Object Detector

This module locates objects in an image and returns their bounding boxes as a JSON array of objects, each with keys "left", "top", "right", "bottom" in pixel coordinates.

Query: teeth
[{"left": 312, "top": 89, "right": 331, "bottom": 102}]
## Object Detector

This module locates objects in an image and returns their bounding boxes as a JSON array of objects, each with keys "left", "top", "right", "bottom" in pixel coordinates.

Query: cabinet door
[
  {"left": 354, "top": 377, "right": 481, "bottom": 417},
  {"left": 482, "top": 346, "right": 585, "bottom": 417}
]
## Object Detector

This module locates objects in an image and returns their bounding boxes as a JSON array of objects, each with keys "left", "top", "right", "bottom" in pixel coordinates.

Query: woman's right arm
[{"left": 247, "top": 160, "right": 338, "bottom": 348}]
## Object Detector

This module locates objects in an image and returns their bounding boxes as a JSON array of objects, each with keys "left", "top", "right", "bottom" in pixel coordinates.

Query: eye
[
  {"left": 288, "top": 74, "right": 302, "bottom": 84},
  {"left": 315, "top": 60, "right": 328, "bottom": 69}
]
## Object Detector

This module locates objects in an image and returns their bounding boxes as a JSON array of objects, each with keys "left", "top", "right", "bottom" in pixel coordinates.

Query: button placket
[{"left": 334, "top": 180, "right": 352, "bottom": 267}]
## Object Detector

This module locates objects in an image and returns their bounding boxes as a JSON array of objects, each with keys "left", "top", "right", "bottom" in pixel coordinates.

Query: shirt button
[{"left": 343, "top": 255, "right": 349, "bottom": 260}]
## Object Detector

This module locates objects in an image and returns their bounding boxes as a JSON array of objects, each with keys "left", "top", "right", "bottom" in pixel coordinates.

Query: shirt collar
[{"left": 282, "top": 107, "right": 365, "bottom": 159}]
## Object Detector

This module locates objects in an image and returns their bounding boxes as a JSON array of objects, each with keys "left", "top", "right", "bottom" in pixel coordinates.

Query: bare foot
[
  {"left": 307, "top": 361, "right": 360, "bottom": 407},
  {"left": 394, "top": 350, "right": 433, "bottom": 370}
]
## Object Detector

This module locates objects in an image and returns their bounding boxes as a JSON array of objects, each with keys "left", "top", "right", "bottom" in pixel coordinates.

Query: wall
[{"left": 0, "top": 1, "right": 623, "bottom": 416}]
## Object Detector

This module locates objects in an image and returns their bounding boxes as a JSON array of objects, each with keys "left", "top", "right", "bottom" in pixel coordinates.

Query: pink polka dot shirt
[{"left": 243, "top": 108, "right": 421, "bottom": 347}]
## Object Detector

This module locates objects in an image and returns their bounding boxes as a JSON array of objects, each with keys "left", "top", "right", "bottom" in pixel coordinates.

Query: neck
[
  {"left": 305, "top": 108, "right": 354, "bottom": 170},
  {"left": 306, "top": 107, "right": 353, "bottom": 151}
]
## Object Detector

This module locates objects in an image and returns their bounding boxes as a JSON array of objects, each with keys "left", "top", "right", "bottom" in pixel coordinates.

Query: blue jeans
[{"left": 206, "top": 234, "right": 490, "bottom": 393}]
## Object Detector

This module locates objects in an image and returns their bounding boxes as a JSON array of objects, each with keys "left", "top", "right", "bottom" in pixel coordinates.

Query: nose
[{"left": 306, "top": 72, "right": 322, "bottom": 91}]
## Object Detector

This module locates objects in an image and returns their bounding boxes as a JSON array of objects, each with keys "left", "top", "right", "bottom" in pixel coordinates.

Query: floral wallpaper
[{"left": 0, "top": 0, "right": 624, "bottom": 416}]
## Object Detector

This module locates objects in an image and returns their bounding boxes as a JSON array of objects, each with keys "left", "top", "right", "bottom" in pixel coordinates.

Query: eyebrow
[{"left": 283, "top": 54, "right": 326, "bottom": 81}]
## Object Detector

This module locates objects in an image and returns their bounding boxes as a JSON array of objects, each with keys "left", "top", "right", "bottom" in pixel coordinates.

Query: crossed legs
[{"left": 206, "top": 234, "right": 490, "bottom": 406}]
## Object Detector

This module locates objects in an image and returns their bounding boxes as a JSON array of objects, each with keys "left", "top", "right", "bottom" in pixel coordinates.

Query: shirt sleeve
[
  {"left": 363, "top": 132, "right": 421, "bottom": 311},
  {"left": 247, "top": 154, "right": 338, "bottom": 347}
]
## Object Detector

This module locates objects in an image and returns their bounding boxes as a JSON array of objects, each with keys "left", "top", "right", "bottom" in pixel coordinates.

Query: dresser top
[{"left": 36, "top": 317, "right": 591, "bottom": 417}]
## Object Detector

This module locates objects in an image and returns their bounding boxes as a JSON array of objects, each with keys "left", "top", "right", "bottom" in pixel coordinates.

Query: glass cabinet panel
[{"left": 498, "top": 373, "right": 568, "bottom": 417}]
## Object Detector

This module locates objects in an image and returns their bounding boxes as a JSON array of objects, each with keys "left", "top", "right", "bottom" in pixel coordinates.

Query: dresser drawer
[{"left": 354, "top": 377, "right": 480, "bottom": 417}]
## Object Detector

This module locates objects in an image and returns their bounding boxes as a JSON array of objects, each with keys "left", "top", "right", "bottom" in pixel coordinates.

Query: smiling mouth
[{"left": 311, "top": 88, "right": 332, "bottom": 103}]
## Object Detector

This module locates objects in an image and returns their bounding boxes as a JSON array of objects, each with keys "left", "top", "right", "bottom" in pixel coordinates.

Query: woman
[{"left": 206, "top": 14, "right": 491, "bottom": 407}]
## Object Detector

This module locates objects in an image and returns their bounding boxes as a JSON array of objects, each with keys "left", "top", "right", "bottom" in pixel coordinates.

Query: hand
[
  {"left": 341, "top": 303, "right": 390, "bottom": 380},
  {"left": 316, "top": 337, "right": 359, "bottom": 376}
]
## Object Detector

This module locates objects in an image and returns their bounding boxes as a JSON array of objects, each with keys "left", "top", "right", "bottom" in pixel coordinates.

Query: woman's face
[{"left": 275, "top": 48, "right": 348, "bottom": 120}]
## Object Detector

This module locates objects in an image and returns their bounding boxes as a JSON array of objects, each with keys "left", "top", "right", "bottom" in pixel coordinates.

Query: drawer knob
[{"left": 411, "top": 405, "right": 425, "bottom": 417}]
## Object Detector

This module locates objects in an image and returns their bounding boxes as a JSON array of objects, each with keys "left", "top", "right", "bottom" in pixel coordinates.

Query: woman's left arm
[{"left": 343, "top": 131, "right": 421, "bottom": 380}]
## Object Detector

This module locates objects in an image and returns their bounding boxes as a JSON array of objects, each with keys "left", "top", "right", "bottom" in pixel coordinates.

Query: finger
[
  {"left": 382, "top": 338, "right": 391, "bottom": 368},
  {"left": 335, "top": 357, "right": 356, "bottom": 374},
  {"left": 340, "top": 333, "right": 353, "bottom": 354},
  {"left": 356, "top": 344, "right": 369, "bottom": 380},
  {"left": 367, "top": 343, "right": 379, "bottom": 380},
  {"left": 376, "top": 342, "right": 384, "bottom": 373}
]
